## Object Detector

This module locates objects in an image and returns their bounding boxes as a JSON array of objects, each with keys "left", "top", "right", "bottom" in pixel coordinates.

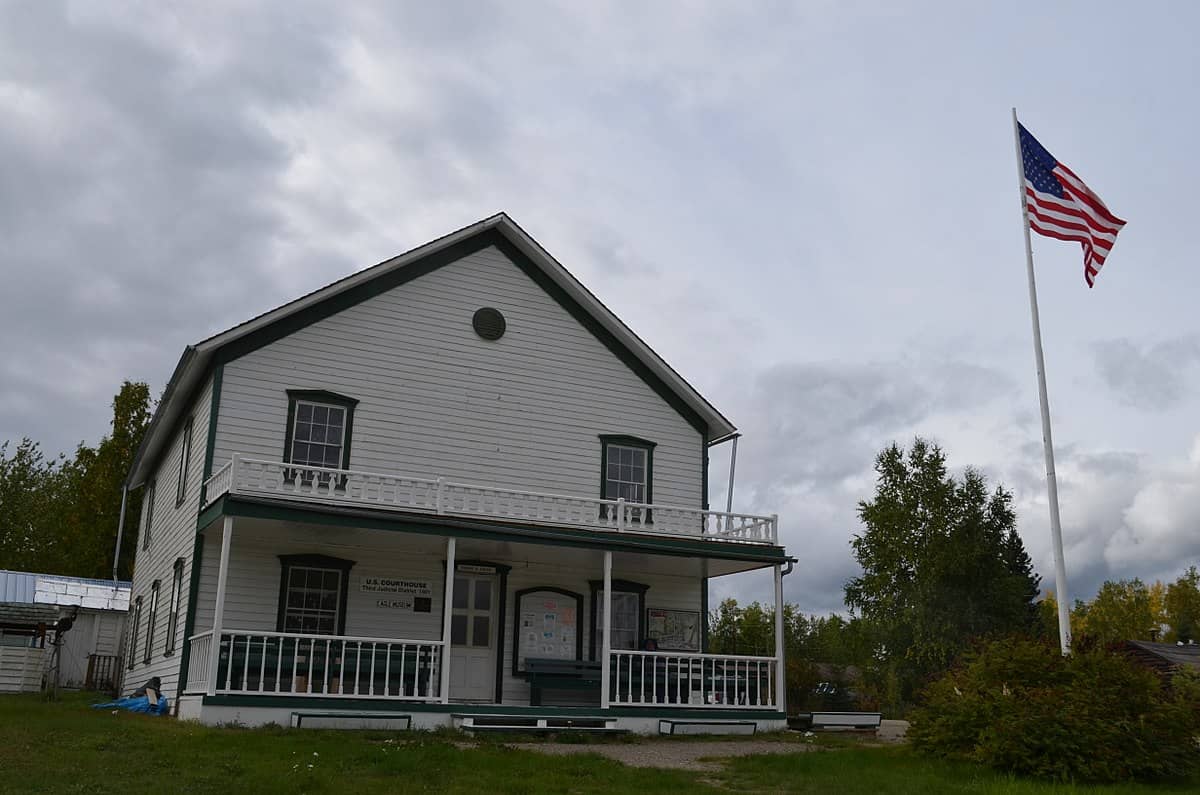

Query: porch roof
[
  {"left": 0, "top": 602, "right": 61, "bottom": 630},
  {"left": 200, "top": 495, "right": 790, "bottom": 575}
]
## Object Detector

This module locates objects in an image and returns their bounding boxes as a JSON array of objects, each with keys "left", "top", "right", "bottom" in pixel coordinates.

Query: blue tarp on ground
[{"left": 92, "top": 695, "right": 170, "bottom": 715}]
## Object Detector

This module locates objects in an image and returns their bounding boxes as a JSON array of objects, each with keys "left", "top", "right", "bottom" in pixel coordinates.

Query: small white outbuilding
[{"left": 0, "top": 569, "right": 130, "bottom": 693}]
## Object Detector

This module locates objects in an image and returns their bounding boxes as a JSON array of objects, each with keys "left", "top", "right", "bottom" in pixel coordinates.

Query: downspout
[
  {"left": 112, "top": 483, "right": 129, "bottom": 582},
  {"left": 774, "top": 557, "right": 795, "bottom": 714}
]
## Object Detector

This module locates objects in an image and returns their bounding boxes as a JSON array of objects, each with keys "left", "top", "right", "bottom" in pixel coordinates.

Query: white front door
[{"left": 448, "top": 574, "right": 497, "bottom": 701}]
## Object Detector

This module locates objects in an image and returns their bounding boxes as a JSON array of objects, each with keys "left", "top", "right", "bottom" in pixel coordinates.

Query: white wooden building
[
  {"left": 123, "top": 214, "right": 791, "bottom": 733},
  {"left": 0, "top": 570, "right": 129, "bottom": 693}
]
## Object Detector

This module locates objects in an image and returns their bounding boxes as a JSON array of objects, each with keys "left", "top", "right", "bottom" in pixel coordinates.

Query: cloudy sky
[{"left": 3, "top": 1, "right": 1198, "bottom": 614}]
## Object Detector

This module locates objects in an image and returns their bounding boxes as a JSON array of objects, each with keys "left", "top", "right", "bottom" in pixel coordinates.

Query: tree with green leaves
[
  {"left": 707, "top": 598, "right": 874, "bottom": 710},
  {"left": 844, "top": 438, "right": 1042, "bottom": 710},
  {"left": 1071, "top": 578, "right": 1164, "bottom": 644},
  {"left": 707, "top": 598, "right": 777, "bottom": 656},
  {"left": 0, "top": 438, "right": 66, "bottom": 571},
  {"left": 1165, "top": 567, "right": 1200, "bottom": 643},
  {"left": 58, "top": 381, "right": 153, "bottom": 579},
  {"left": 0, "top": 381, "right": 151, "bottom": 579}
]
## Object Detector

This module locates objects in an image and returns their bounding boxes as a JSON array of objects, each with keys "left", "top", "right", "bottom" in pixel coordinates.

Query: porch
[
  {"left": 179, "top": 494, "right": 788, "bottom": 731},
  {"left": 184, "top": 629, "right": 779, "bottom": 710}
]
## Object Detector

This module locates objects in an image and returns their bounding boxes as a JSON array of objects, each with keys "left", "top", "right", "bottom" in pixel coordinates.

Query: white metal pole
[
  {"left": 725, "top": 435, "right": 740, "bottom": 514},
  {"left": 112, "top": 485, "right": 129, "bottom": 581},
  {"left": 440, "top": 537, "right": 456, "bottom": 703},
  {"left": 773, "top": 564, "right": 786, "bottom": 713},
  {"left": 600, "top": 550, "right": 613, "bottom": 709},
  {"left": 207, "top": 516, "right": 234, "bottom": 695},
  {"left": 1012, "top": 108, "right": 1072, "bottom": 654}
]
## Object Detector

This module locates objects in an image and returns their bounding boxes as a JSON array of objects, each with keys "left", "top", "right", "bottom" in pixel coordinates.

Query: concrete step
[
  {"left": 659, "top": 719, "right": 756, "bottom": 736},
  {"left": 291, "top": 711, "right": 412, "bottom": 730},
  {"left": 453, "top": 713, "right": 624, "bottom": 734}
]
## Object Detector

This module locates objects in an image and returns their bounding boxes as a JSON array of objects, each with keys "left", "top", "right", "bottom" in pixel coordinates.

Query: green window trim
[
  {"left": 511, "top": 586, "right": 584, "bottom": 676},
  {"left": 275, "top": 554, "right": 356, "bottom": 636},
  {"left": 599, "top": 435, "right": 656, "bottom": 522},
  {"left": 128, "top": 596, "right": 142, "bottom": 670},
  {"left": 142, "top": 480, "right": 156, "bottom": 551},
  {"left": 175, "top": 417, "right": 193, "bottom": 508},
  {"left": 164, "top": 558, "right": 184, "bottom": 656},
  {"left": 588, "top": 578, "right": 650, "bottom": 660},
  {"left": 282, "top": 390, "right": 359, "bottom": 485},
  {"left": 144, "top": 580, "right": 160, "bottom": 664}
]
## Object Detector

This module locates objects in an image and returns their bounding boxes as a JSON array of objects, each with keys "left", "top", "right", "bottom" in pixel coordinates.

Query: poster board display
[
  {"left": 512, "top": 587, "right": 584, "bottom": 674},
  {"left": 646, "top": 608, "right": 701, "bottom": 651}
]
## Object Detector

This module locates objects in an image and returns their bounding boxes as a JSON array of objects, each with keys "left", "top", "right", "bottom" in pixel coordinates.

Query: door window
[{"left": 451, "top": 576, "right": 493, "bottom": 648}]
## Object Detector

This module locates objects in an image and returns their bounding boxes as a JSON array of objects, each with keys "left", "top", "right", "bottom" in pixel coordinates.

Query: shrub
[{"left": 909, "top": 637, "right": 1200, "bottom": 783}]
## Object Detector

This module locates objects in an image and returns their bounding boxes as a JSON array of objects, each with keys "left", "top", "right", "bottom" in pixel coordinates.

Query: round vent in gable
[{"left": 472, "top": 307, "right": 507, "bottom": 340}]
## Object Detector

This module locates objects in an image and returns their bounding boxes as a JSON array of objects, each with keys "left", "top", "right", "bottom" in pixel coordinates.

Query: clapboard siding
[
  {"left": 0, "top": 647, "right": 45, "bottom": 693},
  {"left": 95, "top": 611, "right": 124, "bottom": 657},
  {"left": 212, "top": 246, "right": 703, "bottom": 507},
  {"left": 124, "top": 376, "right": 212, "bottom": 695},
  {"left": 193, "top": 526, "right": 445, "bottom": 642}
]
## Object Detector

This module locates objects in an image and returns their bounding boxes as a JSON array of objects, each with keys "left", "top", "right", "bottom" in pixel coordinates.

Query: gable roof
[
  {"left": 127, "top": 213, "right": 737, "bottom": 488},
  {"left": 1120, "top": 639, "right": 1200, "bottom": 672}
]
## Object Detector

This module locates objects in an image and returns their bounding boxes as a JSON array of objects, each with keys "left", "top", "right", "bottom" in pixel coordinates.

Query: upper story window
[
  {"left": 175, "top": 417, "right": 193, "bottom": 507},
  {"left": 600, "top": 436, "right": 656, "bottom": 521},
  {"left": 283, "top": 391, "right": 358, "bottom": 484},
  {"left": 142, "top": 480, "right": 156, "bottom": 550}
]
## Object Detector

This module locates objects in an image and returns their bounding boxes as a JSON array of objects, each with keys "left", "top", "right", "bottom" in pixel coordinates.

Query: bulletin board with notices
[{"left": 513, "top": 587, "right": 584, "bottom": 673}]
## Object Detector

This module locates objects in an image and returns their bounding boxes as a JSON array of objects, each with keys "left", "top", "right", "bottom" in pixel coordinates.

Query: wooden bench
[
  {"left": 525, "top": 658, "right": 602, "bottom": 706},
  {"left": 808, "top": 711, "right": 882, "bottom": 732}
]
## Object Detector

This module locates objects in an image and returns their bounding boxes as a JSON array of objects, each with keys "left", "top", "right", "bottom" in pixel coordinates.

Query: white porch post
[
  {"left": 440, "top": 537, "right": 456, "bottom": 704},
  {"left": 600, "top": 550, "right": 613, "bottom": 709},
  {"left": 774, "top": 563, "right": 786, "bottom": 713},
  {"left": 206, "top": 516, "right": 234, "bottom": 696}
]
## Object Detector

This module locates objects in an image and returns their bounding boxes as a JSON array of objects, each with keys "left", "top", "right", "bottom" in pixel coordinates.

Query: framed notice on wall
[
  {"left": 512, "top": 587, "right": 584, "bottom": 674},
  {"left": 360, "top": 576, "right": 433, "bottom": 613},
  {"left": 646, "top": 608, "right": 701, "bottom": 652}
]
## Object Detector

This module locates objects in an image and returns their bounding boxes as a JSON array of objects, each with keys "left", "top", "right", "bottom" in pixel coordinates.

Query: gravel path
[
  {"left": 507, "top": 740, "right": 816, "bottom": 772},
  {"left": 878, "top": 719, "right": 909, "bottom": 743}
]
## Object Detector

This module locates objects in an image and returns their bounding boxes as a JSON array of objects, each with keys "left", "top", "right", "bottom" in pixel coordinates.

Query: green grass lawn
[{"left": 1, "top": 693, "right": 1196, "bottom": 794}]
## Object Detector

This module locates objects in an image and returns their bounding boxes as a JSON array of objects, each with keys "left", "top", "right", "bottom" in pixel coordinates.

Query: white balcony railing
[
  {"left": 608, "top": 650, "right": 778, "bottom": 709},
  {"left": 203, "top": 456, "right": 777, "bottom": 544},
  {"left": 184, "top": 630, "right": 214, "bottom": 693},
  {"left": 184, "top": 629, "right": 444, "bottom": 700}
]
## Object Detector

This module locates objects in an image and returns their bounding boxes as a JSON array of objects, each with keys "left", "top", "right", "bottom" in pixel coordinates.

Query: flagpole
[{"left": 1012, "top": 108, "right": 1072, "bottom": 654}]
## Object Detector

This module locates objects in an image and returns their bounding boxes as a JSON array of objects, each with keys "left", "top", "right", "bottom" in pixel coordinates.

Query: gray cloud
[
  {"left": 1092, "top": 337, "right": 1200, "bottom": 410},
  {"left": 0, "top": 3, "right": 354, "bottom": 450},
  {"left": 735, "top": 357, "right": 1016, "bottom": 500},
  {"left": 709, "top": 356, "right": 1017, "bottom": 613},
  {"left": 990, "top": 435, "right": 1200, "bottom": 610}
]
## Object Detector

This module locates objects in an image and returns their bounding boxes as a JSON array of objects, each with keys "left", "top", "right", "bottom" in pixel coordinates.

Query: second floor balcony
[{"left": 202, "top": 455, "right": 778, "bottom": 546}]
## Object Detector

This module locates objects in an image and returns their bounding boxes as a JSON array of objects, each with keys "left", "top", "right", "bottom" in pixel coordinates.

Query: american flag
[{"left": 1018, "top": 123, "right": 1126, "bottom": 287}]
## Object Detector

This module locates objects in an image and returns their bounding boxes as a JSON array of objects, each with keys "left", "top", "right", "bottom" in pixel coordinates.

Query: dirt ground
[
  {"left": 877, "top": 719, "right": 909, "bottom": 743},
  {"left": 508, "top": 722, "right": 910, "bottom": 771},
  {"left": 508, "top": 739, "right": 817, "bottom": 772}
]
